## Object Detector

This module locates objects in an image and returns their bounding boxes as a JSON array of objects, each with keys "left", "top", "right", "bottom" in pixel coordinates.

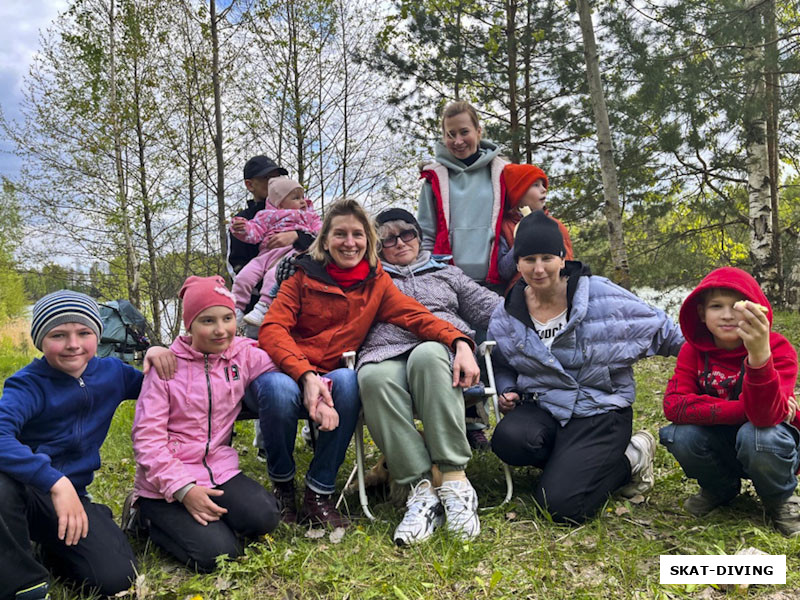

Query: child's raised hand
[
  {"left": 50, "top": 476, "right": 88, "bottom": 546},
  {"left": 230, "top": 217, "right": 247, "bottom": 234},
  {"left": 143, "top": 346, "right": 177, "bottom": 380},
  {"left": 314, "top": 400, "right": 339, "bottom": 431},
  {"left": 182, "top": 486, "right": 227, "bottom": 526},
  {"left": 734, "top": 300, "right": 771, "bottom": 368}
]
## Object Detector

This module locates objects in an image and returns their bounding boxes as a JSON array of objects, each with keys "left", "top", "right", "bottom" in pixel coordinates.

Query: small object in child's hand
[{"left": 734, "top": 300, "right": 768, "bottom": 314}]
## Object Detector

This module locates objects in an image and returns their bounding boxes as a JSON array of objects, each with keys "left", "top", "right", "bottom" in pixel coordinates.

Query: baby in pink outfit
[{"left": 230, "top": 177, "right": 322, "bottom": 326}]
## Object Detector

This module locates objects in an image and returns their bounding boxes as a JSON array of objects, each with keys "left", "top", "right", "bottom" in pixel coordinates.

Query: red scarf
[{"left": 326, "top": 259, "right": 369, "bottom": 288}]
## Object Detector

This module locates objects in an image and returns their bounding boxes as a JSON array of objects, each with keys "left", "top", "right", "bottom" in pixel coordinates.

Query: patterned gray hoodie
[{"left": 355, "top": 252, "right": 501, "bottom": 369}]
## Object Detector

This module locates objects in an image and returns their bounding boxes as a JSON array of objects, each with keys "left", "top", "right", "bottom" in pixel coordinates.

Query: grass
[{"left": 2, "top": 313, "right": 800, "bottom": 599}]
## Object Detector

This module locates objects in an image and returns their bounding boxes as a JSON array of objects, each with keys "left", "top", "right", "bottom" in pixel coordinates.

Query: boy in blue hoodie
[{"left": 0, "top": 291, "right": 171, "bottom": 600}]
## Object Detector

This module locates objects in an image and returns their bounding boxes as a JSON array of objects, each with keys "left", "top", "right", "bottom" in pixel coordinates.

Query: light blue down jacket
[{"left": 488, "top": 263, "right": 684, "bottom": 426}]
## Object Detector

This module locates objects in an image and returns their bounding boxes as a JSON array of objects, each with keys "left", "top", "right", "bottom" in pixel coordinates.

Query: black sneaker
[
  {"left": 767, "top": 496, "right": 800, "bottom": 537},
  {"left": 466, "top": 429, "right": 490, "bottom": 451},
  {"left": 120, "top": 491, "right": 146, "bottom": 536},
  {"left": 684, "top": 488, "right": 737, "bottom": 517},
  {"left": 273, "top": 481, "right": 298, "bottom": 524}
]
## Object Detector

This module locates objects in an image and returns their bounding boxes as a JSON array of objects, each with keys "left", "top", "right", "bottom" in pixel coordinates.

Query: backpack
[{"left": 97, "top": 300, "right": 151, "bottom": 363}]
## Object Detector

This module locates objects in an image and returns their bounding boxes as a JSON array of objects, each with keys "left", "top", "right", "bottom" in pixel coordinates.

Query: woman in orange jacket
[{"left": 249, "top": 199, "right": 479, "bottom": 529}]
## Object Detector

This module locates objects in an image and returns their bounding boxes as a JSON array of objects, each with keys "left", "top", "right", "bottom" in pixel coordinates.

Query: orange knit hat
[{"left": 503, "top": 164, "right": 549, "bottom": 209}]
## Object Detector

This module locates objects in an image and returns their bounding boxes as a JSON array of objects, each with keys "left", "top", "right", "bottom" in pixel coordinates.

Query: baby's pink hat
[
  {"left": 179, "top": 275, "right": 236, "bottom": 330},
  {"left": 268, "top": 177, "right": 304, "bottom": 208}
]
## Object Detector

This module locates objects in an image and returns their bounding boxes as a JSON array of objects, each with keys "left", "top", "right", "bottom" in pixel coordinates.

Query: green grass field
[{"left": 3, "top": 314, "right": 800, "bottom": 599}]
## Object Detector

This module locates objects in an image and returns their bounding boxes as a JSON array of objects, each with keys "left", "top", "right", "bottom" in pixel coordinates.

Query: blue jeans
[
  {"left": 248, "top": 369, "right": 360, "bottom": 495},
  {"left": 660, "top": 422, "right": 800, "bottom": 506}
]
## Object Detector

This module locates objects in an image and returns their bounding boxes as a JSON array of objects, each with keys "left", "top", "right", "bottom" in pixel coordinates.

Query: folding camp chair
[{"left": 337, "top": 341, "right": 513, "bottom": 521}]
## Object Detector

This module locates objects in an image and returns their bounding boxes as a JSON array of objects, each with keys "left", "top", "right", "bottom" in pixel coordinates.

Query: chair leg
[
  {"left": 480, "top": 341, "right": 513, "bottom": 506},
  {"left": 336, "top": 411, "right": 375, "bottom": 520}
]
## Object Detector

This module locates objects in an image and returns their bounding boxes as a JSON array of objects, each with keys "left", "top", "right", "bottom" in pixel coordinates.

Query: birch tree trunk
[
  {"left": 743, "top": 0, "right": 780, "bottom": 302},
  {"left": 575, "top": 0, "right": 630, "bottom": 288}
]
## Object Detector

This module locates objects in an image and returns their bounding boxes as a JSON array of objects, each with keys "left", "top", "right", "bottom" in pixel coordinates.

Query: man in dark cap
[{"left": 226, "top": 155, "right": 289, "bottom": 281}]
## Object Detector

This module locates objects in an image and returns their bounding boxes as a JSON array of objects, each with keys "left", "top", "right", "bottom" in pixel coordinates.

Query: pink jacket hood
[{"left": 132, "top": 336, "right": 276, "bottom": 502}]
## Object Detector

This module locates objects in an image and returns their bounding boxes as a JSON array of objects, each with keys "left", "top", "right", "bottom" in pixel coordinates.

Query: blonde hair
[
  {"left": 309, "top": 199, "right": 379, "bottom": 267},
  {"left": 440, "top": 101, "right": 481, "bottom": 135}
]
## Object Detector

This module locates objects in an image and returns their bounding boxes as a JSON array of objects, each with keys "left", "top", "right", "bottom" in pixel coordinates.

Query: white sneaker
[
  {"left": 437, "top": 479, "right": 480, "bottom": 540},
  {"left": 393, "top": 479, "right": 444, "bottom": 546},
  {"left": 243, "top": 301, "right": 268, "bottom": 326},
  {"left": 618, "top": 430, "right": 656, "bottom": 498}
]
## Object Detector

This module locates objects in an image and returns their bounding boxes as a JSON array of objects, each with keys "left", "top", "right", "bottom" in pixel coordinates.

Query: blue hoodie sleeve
[
  {"left": 0, "top": 370, "right": 65, "bottom": 492},
  {"left": 121, "top": 361, "right": 144, "bottom": 400}
]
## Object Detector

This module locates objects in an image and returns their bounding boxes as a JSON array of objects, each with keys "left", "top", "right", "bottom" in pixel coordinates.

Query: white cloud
[
  {"left": 0, "top": 0, "right": 67, "bottom": 179},
  {"left": 0, "top": 0, "right": 67, "bottom": 92}
]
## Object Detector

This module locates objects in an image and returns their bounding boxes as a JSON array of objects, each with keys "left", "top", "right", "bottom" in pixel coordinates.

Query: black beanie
[
  {"left": 375, "top": 208, "right": 422, "bottom": 237},
  {"left": 513, "top": 210, "right": 565, "bottom": 260}
]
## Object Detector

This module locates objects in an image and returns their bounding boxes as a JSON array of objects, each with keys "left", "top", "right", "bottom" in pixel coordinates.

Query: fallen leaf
[
  {"left": 505, "top": 511, "right": 517, "bottom": 520},
  {"left": 305, "top": 528, "right": 325, "bottom": 539},
  {"left": 215, "top": 577, "right": 231, "bottom": 591},
  {"left": 615, "top": 505, "right": 630, "bottom": 516},
  {"left": 628, "top": 494, "right": 645, "bottom": 505},
  {"left": 330, "top": 527, "right": 346, "bottom": 543}
]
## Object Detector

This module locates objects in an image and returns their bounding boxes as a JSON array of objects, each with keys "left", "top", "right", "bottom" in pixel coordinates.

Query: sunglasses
[{"left": 381, "top": 229, "right": 418, "bottom": 248}]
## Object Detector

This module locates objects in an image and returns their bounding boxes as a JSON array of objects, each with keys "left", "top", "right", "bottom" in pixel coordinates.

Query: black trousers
[
  {"left": 137, "top": 472, "right": 279, "bottom": 573},
  {"left": 492, "top": 403, "right": 633, "bottom": 523},
  {"left": 0, "top": 473, "right": 137, "bottom": 600}
]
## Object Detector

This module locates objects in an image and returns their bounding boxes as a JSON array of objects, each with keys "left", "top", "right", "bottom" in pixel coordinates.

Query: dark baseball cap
[{"left": 243, "top": 155, "right": 288, "bottom": 180}]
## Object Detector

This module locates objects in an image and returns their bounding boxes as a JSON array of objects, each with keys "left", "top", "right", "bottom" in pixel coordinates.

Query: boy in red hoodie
[{"left": 661, "top": 267, "right": 799, "bottom": 535}]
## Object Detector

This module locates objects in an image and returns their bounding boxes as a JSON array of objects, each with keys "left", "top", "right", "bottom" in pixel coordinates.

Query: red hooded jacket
[{"left": 663, "top": 267, "right": 797, "bottom": 428}]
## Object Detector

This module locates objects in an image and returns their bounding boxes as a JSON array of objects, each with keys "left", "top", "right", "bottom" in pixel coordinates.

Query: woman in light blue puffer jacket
[{"left": 488, "top": 211, "right": 683, "bottom": 524}]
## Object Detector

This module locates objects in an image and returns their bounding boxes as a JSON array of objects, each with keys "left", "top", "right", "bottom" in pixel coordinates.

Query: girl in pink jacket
[
  {"left": 131, "top": 275, "right": 281, "bottom": 572},
  {"left": 229, "top": 177, "right": 322, "bottom": 327}
]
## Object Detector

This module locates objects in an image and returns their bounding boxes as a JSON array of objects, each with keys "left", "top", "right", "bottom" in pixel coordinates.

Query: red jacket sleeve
[
  {"left": 662, "top": 344, "right": 747, "bottom": 425},
  {"left": 741, "top": 334, "right": 798, "bottom": 427},
  {"left": 258, "top": 272, "right": 315, "bottom": 380}
]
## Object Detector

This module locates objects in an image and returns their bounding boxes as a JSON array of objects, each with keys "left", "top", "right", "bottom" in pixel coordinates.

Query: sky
[{"left": 0, "top": 0, "right": 67, "bottom": 182}]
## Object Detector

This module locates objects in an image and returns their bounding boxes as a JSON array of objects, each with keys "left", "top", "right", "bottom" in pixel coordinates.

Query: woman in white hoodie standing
[{"left": 417, "top": 101, "right": 509, "bottom": 448}]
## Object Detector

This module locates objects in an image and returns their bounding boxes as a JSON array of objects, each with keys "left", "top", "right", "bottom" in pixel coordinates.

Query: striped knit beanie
[{"left": 31, "top": 290, "right": 103, "bottom": 350}]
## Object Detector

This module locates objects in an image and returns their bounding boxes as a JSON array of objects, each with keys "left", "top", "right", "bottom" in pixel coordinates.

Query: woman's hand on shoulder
[
  {"left": 452, "top": 340, "right": 480, "bottom": 388},
  {"left": 182, "top": 486, "right": 227, "bottom": 526},
  {"left": 498, "top": 392, "right": 519, "bottom": 414},
  {"left": 143, "top": 346, "right": 177, "bottom": 380}
]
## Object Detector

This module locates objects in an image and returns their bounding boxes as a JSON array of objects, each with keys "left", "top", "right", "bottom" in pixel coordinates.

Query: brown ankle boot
[
  {"left": 300, "top": 487, "right": 350, "bottom": 528},
  {"left": 273, "top": 481, "right": 298, "bottom": 524}
]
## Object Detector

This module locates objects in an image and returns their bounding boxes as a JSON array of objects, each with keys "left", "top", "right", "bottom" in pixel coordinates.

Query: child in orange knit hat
[{"left": 497, "top": 164, "right": 574, "bottom": 292}]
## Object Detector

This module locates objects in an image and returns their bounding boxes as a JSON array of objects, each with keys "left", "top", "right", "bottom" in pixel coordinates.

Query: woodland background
[{"left": 0, "top": 0, "right": 799, "bottom": 340}]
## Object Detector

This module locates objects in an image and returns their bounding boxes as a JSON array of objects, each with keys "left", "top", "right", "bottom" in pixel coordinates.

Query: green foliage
[
  {"left": 0, "top": 181, "right": 27, "bottom": 319},
  {"left": 20, "top": 313, "right": 795, "bottom": 597}
]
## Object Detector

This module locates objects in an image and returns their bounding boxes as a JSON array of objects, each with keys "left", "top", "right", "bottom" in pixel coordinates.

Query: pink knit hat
[
  {"left": 268, "top": 177, "right": 304, "bottom": 208},
  {"left": 179, "top": 275, "right": 236, "bottom": 330}
]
